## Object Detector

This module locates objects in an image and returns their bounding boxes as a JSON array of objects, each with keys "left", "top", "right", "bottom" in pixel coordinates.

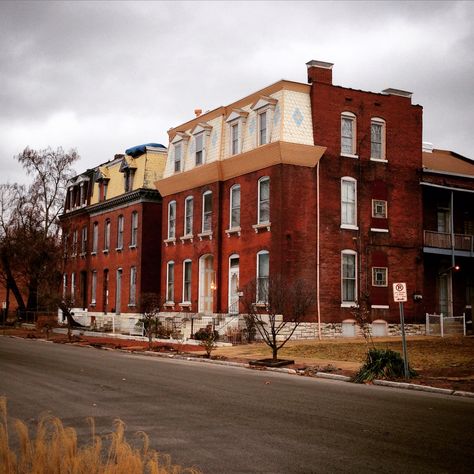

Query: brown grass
[{"left": 0, "top": 397, "right": 201, "bottom": 474}]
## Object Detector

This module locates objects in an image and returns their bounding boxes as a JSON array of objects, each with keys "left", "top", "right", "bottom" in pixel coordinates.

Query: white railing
[{"left": 425, "top": 313, "right": 466, "bottom": 337}]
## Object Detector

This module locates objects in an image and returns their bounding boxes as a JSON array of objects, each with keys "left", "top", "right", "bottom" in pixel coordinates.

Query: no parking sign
[{"left": 393, "top": 282, "right": 407, "bottom": 302}]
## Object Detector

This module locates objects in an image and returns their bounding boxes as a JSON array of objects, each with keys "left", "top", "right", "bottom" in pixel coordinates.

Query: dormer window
[
  {"left": 226, "top": 109, "right": 248, "bottom": 156},
  {"left": 195, "top": 134, "right": 204, "bottom": 166},
  {"left": 124, "top": 169, "right": 135, "bottom": 192},
  {"left": 174, "top": 143, "right": 182, "bottom": 172},
  {"left": 251, "top": 96, "right": 277, "bottom": 148},
  {"left": 190, "top": 123, "right": 212, "bottom": 167}
]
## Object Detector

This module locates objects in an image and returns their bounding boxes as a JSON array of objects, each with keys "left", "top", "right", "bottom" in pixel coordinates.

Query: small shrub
[
  {"left": 194, "top": 325, "right": 219, "bottom": 358},
  {"left": 354, "top": 348, "right": 417, "bottom": 383}
]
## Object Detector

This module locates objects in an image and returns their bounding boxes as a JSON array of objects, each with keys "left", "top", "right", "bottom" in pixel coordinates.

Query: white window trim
[
  {"left": 182, "top": 259, "right": 192, "bottom": 304},
  {"left": 257, "top": 109, "right": 269, "bottom": 146},
  {"left": 129, "top": 266, "right": 137, "bottom": 306},
  {"left": 341, "top": 177, "right": 358, "bottom": 230},
  {"left": 91, "top": 270, "right": 97, "bottom": 305},
  {"left": 184, "top": 196, "right": 194, "bottom": 237},
  {"left": 257, "top": 176, "right": 270, "bottom": 225},
  {"left": 370, "top": 117, "right": 387, "bottom": 162},
  {"left": 116, "top": 215, "right": 124, "bottom": 250},
  {"left": 130, "top": 211, "right": 138, "bottom": 248},
  {"left": 229, "top": 120, "right": 241, "bottom": 156},
  {"left": 202, "top": 191, "right": 213, "bottom": 233},
  {"left": 103, "top": 220, "right": 110, "bottom": 253},
  {"left": 194, "top": 132, "right": 205, "bottom": 166},
  {"left": 341, "top": 249, "right": 357, "bottom": 306},
  {"left": 256, "top": 250, "right": 270, "bottom": 304},
  {"left": 168, "top": 200, "right": 176, "bottom": 239},
  {"left": 370, "top": 228, "right": 389, "bottom": 233},
  {"left": 372, "top": 199, "right": 388, "bottom": 219},
  {"left": 372, "top": 267, "right": 388, "bottom": 287},
  {"left": 229, "top": 184, "right": 241, "bottom": 230},
  {"left": 226, "top": 109, "right": 248, "bottom": 157},
  {"left": 341, "top": 111, "right": 358, "bottom": 158},
  {"left": 166, "top": 261, "right": 175, "bottom": 304}
]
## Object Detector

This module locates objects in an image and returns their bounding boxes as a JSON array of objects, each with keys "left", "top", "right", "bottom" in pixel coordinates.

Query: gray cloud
[{"left": 0, "top": 0, "right": 472, "bottom": 182}]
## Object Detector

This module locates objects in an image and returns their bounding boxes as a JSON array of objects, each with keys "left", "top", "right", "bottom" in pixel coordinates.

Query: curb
[{"left": 315, "top": 372, "right": 352, "bottom": 382}]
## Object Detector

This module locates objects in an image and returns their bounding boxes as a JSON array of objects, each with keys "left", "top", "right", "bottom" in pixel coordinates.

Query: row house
[
  {"left": 59, "top": 144, "right": 167, "bottom": 329},
  {"left": 155, "top": 60, "right": 427, "bottom": 336}
]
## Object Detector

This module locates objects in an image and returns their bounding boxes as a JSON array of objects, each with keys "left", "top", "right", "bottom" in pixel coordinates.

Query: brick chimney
[{"left": 306, "top": 60, "right": 334, "bottom": 85}]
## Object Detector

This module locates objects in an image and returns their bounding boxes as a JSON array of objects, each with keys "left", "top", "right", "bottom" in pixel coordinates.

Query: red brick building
[{"left": 59, "top": 144, "right": 167, "bottom": 331}]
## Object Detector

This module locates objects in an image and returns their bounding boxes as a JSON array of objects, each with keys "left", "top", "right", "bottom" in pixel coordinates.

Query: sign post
[{"left": 393, "top": 283, "right": 410, "bottom": 378}]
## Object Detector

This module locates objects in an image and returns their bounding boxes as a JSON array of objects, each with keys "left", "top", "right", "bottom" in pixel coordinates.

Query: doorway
[
  {"left": 228, "top": 255, "right": 239, "bottom": 314},
  {"left": 199, "top": 255, "right": 214, "bottom": 314}
]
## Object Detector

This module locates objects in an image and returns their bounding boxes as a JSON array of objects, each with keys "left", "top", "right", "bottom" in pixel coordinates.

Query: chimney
[
  {"left": 194, "top": 108, "right": 202, "bottom": 117},
  {"left": 306, "top": 60, "right": 334, "bottom": 85}
]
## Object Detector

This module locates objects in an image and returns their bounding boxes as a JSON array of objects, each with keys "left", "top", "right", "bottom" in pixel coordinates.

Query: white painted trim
[
  {"left": 422, "top": 169, "right": 474, "bottom": 180},
  {"left": 370, "top": 228, "right": 389, "bottom": 233},
  {"left": 420, "top": 181, "right": 474, "bottom": 193},
  {"left": 371, "top": 305, "right": 390, "bottom": 309}
]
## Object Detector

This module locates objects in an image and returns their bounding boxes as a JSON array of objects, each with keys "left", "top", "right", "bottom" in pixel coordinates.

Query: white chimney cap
[{"left": 422, "top": 142, "right": 434, "bottom": 153}]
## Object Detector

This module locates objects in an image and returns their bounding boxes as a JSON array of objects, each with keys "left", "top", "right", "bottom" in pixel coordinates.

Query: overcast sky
[{"left": 0, "top": 0, "right": 473, "bottom": 182}]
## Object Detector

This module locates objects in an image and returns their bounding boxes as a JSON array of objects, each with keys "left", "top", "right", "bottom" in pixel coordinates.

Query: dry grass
[
  {"left": 214, "top": 336, "right": 474, "bottom": 372},
  {"left": 0, "top": 397, "right": 201, "bottom": 474}
]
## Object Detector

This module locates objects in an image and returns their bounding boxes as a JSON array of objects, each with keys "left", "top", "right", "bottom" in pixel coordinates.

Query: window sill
[
  {"left": 370, "top": 157, "right": 388, "bottom": 163},
  {"left": 341, "top": 302, "right": 357, "bottom": 308},
  {"left": 252, "top": 222, "right": 271, "bottom": 233},
  {"left": 254, "top": 302, "right": 268, "bottom": 308},
  {"left": 102, "top": 250, "right": 109, "bottom": 254},
  {"left": 370, "top": 228, "right": 389, "bottom": 233},
  {"left": 90, "top": 302, "right": 96, "bottom": 307},
  {"left": 91, "top": 251, "right": 97, "bottom": 256},
  {"left": 179, "top": 302, "right": 192, "bottom": 308},
  {"left": 371, "top": 305, "right": 389, "bottom": 309},
  {"left": 128, "top": 303, "right": 136, "bottom": 307},
  {"left": 164, "top": 302, "right": 175, "bottom": 308},
  {"left": 115, "top": 247, "right": 123, "bottom": 252},
  {"left": 80, "top": 252, "right": 87, "bottom": 258},
  {"left": 129, "top": 244, "right": 137, "bottom": 249},
  {"left": 341, "top": 153, "right": 359, "bottom": 159},
  {"left": 225, "top": 227, "right": 241, "bottom": 237},
  {"left": 180, "top": 235, "right": 194, "bottom": 243},
  {"left": 340, "top": 224, "right": 359, "bottom": 231},
  {"left": 164, "top": 238, "right": 176, "bottom": 246},
  {"left": 198, "top": 231, "right": 213, "bottom": 241}
]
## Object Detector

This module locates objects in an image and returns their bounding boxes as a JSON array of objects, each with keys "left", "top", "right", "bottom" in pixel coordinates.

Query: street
[{"left": 0, "top": 336, "right": 472, "bottom": 473}]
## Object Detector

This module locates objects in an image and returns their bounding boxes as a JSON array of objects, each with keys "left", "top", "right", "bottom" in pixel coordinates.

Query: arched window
[
  {"left": 182, "top": 259, "right": 192, "bottom": 303},
  {"left": 256, "top": 250, "right": 270, "bottom": 303},
  {"left": 341, "top": 177, "right": 357, "bottom": 229},
  {"left": 230, "top": 184, "right": 241, "bottom": 229},
  {"left": 371, "top": 117, "right": 386, "bottom": 161},
  {"left": 184, "top": 196, "right": 194, "bottom": 236},
  {"left": 202, "top": 191, "right": 212, "bottom": 233},
  {"left": 166, "top": 261, "right": 175, "bottom": 303},
  {"left": 341, "top": 250, "right": 357, "bottom": 305},
  {"left": 258, "top": 177, "right": 270, "bottom": 224},
  {"left": 341, "top": 111, "right": 357, "bottom": 156},
  {"left": 168, "top": 201, "right": 176, "bottom": 239}
]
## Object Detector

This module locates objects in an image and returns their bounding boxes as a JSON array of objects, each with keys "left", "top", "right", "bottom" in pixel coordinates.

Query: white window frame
[
  {"left": 256, "top": 250, "right": 270, "bottom": 304},
  {"left": 230, "top": 121, "right": 240, "bottom": 155},
  {"left": 104, "top": 220, "right": 111, "bottom": 252},
  {"left": 168, "top": 201, "right": 176, "bottom": 239},
  {"left": 258, "top": 110, "right": 268, "bottom": 146},
  {"left": 174, "top": 143, "right": 182, "bottom": 173},
  {"left": 117, "top": 215, "right": 124, "bottom": 250},
  {"left": 92, "top": 222, "right": 98, "bottom": 254},
  {"left": 182, "top": 259, "right": 192, "bottom": 303},
  {"left": 372, "top": 267, "right": 388, "bottom": 287},
  {"left": 195, "top": 132, "right": 204, "bottom": 166},
  {"left": 129, "top": 266, "right": 137, "bottom": 306},
  {"left": 370, "top": 118, "right": 387, "bottom": 162},
  {"left": 341, "top": 250, "right": 357, "bottom": 306},
  {"left": 81, "top": 226, "right": 88, "bottom": 254},
  {"left": 130, "top": 211, "right": 138, "bottom": 247},
  {"left": 71, "top": 272, "right": 76, "bottom": 304},
  {"left": 91, "top": 270, "right": 97, "bottom": 305},
  {"left": 184, "top": 196, "right": 194, "bottom": 236},
  {"left": 62, "top": 273, "right": 67, "bottom": 300},
  {"left": 202, "top": 191, "right": 212, "bottom": 233},
  {"left": 372, "top": 199, "right": 388, "bottom": 219},
  {"left": 257, "top": 176, "right": 270, "bottom": 224},
  {"left": 166, "top": 261, "right": 175, "bottom": 303},
  {"left": 230, "top": 184, "right": 241, "bottom": 229},
  {"left": 341, "top": 177, "right": 358, "bottom": 230},
  {"left": 72, "top": 229, "right": 78, "bottom": 256},
  {"left": 341, "top": 112, "right": 357, "bottom": 158}
]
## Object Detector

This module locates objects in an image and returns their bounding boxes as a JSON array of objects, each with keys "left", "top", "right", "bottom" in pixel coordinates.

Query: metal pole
[{"left": 399, "top": 302, "right": 409, "bottom": 378}]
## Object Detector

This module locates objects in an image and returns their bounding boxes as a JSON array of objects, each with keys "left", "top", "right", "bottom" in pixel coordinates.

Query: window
[
  {"left": 202, "top": 191, "right": 212, "bottom": 233},
  {"left": 174, "top": 143, "right": 182, "bottom": 173},
  {"left": 231, "top": 121, "right": 239, "bottom": 155},
  {"left": 183, "top": 260, "right": 192, "bottom": 303},
  {"left": 124, "top": 169, "right": 135, "bottom": 192},
  {"left": 195, "top": 133, "right": 204, "bottom": 166},
  {"left": 62, "top": 274, "right": 67, "bottom": 300},
  {"left": 91, "top": 271, "right": 97, "bottom": 304},
  {"left": 129, "top": 266, "right": 137, "bottom": 305},
  {"left": 258, "top": 177, "right": 270, "bottom": 224},
  {"left": 103, "top": 181, "right": 108, "bottom": 201},
  {"left": 166, "top": 261, "right": 175, "bottom": 303},
  {"left": 131, "top": 211, "right": 138, "bottom": 247},
  {"left": 117, "top": 215, "right": 124, "bottom": 249},
  {"left": 71, "top": 272, "right": 76, "bottom": 304},
  {"left": 81, "top": 226, "right": 87, "bottom": 254},
  {"left": 341, "top": 112, "right": 356, "bottom": 156},
  {"left": 258, "top": 110, "right": 268, "bottom": 146},
  {"left": 372, "top": 267, "right": 388, "bottom": 287},
  {"left": 372, "top": 200, "right": 387, "bottom": 218},
  {"left": 168, "top": 201, "right": 176, "bottom": 239},
  {"left": 104, "top": 219, "right": 111, "bottom": 251},
  {"left": 230, "top": 184, "right": 241, "bottom": 228},
  {"left": 371, "top": 118, "right": 386, "bottom": 160},
  {"left": 72, "top": 230, "right": 78, "bottom": 256},
  {"left": 184, "top": 196, "right": 193, "bottom": 236},
  {"left": 341, "top": 250, "right": 357, "bottom": 304},
  {"left": 92, "top": 222, "right": 98, "bottom": 253},
  {"left": 341, "top": 178, "right": 357, "bottom": 228},
  {"left": 257, "top": 251, "right": 269, "bottom": 303}
]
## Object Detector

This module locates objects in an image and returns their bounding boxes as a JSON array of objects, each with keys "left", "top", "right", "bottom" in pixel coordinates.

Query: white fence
[{"left": 426, "top": 313, "right": 466, "bottom": 337}]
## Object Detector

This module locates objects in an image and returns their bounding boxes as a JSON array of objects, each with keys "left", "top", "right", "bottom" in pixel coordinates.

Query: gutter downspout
[{"left": 317, "top": 159, "right": 321, "bottom": 340}]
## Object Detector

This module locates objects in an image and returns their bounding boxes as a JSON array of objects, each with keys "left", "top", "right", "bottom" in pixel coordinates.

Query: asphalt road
[{"left": 0, "top": 336, "right": 473, "bottom": 473}]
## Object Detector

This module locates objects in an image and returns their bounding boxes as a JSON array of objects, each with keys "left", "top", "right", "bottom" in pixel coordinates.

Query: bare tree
[
  {"left": 241, "top": 275, "right": 315, "bottom": 361},
  {"left": 0, "top": 148, "right": 78, "bottom": 316},
  {"left": 139, "top": 293, "right": 163, "bottom": 350}
]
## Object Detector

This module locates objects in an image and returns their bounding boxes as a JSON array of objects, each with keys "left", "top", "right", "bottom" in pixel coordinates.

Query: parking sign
[{"left": 393, "top": 283, "right": 407, "bottom": 302}]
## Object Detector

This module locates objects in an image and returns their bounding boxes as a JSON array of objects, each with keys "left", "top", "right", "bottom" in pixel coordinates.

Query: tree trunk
[
  {"left": 58, "top": 302, "right": 85, "bottom": 328},
  {"left": 1, "top": 255, "right": 26, "bottom": 312},
  {"left": 272, "top": 346, "right": 278, "bottom": 361}
]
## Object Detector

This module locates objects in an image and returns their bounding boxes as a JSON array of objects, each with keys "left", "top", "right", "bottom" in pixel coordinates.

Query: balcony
[{"left": 423, "top": 230, "right": 473, "bottom": 256}]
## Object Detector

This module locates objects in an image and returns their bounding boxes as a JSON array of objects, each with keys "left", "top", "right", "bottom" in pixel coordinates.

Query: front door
[
  {"left": 199, "top": 255, "right": 214, "bottom": 314},
  {"left": 228, "top": 255, "right": 239, "bottom": 314},
  {"left": 439, "top": 273, "right": 452, "bottom": 316}
]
